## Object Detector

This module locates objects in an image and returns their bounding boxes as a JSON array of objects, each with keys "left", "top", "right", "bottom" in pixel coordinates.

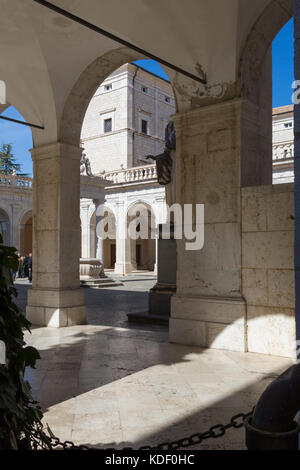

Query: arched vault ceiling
[{"left": 0, "top": 0, "right": 286, "bottom": 145}]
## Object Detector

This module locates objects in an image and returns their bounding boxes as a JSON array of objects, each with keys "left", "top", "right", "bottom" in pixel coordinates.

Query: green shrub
[{"left": 0, "top": 235, "right": 51, "bottom": 449}]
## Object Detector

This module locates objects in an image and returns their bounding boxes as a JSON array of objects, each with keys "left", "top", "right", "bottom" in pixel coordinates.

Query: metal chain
[{"left": 30, "top": 408, "right": 254, "bottom": 451}]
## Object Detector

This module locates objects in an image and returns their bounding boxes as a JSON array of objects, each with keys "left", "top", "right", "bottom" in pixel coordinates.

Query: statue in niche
[
  {"left": 80, "top": 152, "right": 93, "bottom": 176},
  {"left": 144, "top": 120, "right": 176, "bottom": 206}
]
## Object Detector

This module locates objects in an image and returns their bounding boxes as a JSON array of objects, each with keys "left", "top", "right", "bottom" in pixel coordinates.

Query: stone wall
[
  {"left": 170, "top": 100, "right": 247, "bottom": 353},
  {"left": 242, "top": 183, "right": 295, "bottom": 357},
  {"left": 80, "top": 64, "right": 175, "bottom": 174}
]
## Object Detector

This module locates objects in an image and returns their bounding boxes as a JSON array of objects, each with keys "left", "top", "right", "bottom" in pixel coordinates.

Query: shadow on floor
[
  {"left": 15, "top": 280, "right": 166, "bottom": 332},
  {"left": 17, "top": 281, "right": 294, "bottom": 450},
  {"left": 24, "top": 324, "right": 291, "bottom": 450}
]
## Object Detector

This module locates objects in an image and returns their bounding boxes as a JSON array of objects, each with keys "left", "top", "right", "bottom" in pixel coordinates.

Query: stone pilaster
[
  {"left": 93, "top": 198, "right": 106, "bottom": 277},
  {"left": 170, "top": 99, "right": 246, "bottom": 352},
  {"left": 26, "top": 142, "right": 86, "bottom": 327},
  {"left": 80, "top": 200, "right": 91, "bottom": 259},
  {"left": 114, "top": 201, "right": 134, "bottom": 274}
]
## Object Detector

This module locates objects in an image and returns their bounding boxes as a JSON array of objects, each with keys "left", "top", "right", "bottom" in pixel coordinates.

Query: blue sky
[
  {"left": 0, "top": 19, "right": 295, "bottom": 177},
  {"left": 272, "top": 18, "right": 294, "bottom": 108},
  {"left": 0, "top": 108, "right": 33, "bottom": 175}
]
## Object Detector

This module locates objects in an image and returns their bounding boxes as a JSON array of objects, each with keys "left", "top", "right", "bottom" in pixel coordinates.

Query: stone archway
[
  {"left": 0, "top": 208, "right": 10, "bottom": 246},
  {"left": 19, "top": 211, "right": 32, "bottom": 255},
  {"left": 238, "top": 0, "right": 293, "bottom": 187},
  {"left": 235, "top": 0, "right": 295, "bottom": 357},
  {"left": 60, "top": 48, "right": 148, "bottom": 146},
  {"left": 239, "top": 0, "right": 293, "bottom": 104},
  {"left": 102, "top": 207, "right": 117, "bottom": 270},
  {"left": 59, "top": 48, "right": 177, "bottom": 279},
  {"left": 170, "top": 0, "right": 296, "bottom": 358},
  {"left": 127, "top": 201, "right": 156, "bottom": 272}
]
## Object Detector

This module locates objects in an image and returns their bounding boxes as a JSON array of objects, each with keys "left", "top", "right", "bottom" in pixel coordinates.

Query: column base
[
  {"left": 149, "top": 283, "right": 176, "bottom": 316},
  {"left": 170, "top": 294, "right": 246, "bottom": 352},
  {"left": 26, "top": 288, "right": 86, "bottom": 327},
  {"left": 114, "top": 262, "right": 134, "bottom": 275}
]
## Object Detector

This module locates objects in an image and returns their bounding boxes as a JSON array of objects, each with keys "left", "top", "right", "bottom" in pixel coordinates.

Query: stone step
[
  {"left": 80, "top": 277, "right": 123, "bottom": 288},
  {"left": 127, "top": 311, "right": 169, "bottom": 326}
]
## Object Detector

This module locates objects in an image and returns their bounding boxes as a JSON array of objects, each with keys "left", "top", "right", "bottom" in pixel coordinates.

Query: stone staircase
[{"left": 80, "top": 276, "right": 123, "bottom": 288}]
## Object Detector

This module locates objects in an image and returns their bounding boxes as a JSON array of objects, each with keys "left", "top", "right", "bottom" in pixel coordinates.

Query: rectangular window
[
  {"left": 141, "top": 119, "right": 148, "bottom": 135},
  {"left": 104, "top": 118, "right": 112, "bottom": 133},
  {"left": 284, "top": 122, "right": 292, "bottom": 128},
  {"left": 165, "top": 96, "right": 171, "bottom": 103},
  {"left": 142, "top": 86, "right": 148, "bottom": 94},
  {"left": 104, "top": 84, "right": 112, "bottom": 91}
]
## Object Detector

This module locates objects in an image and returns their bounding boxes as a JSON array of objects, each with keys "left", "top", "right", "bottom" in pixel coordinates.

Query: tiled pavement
[{"left": 15, "top": 278, "right": 294, "bottom": 450}]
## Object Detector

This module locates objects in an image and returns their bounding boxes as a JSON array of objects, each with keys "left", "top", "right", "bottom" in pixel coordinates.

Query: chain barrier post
[
  {"left": 245, "top": 364, "right": 300, "bottom": 450},
  {"left": 28, "top": 409, "right": 254, "bottom": 451}
]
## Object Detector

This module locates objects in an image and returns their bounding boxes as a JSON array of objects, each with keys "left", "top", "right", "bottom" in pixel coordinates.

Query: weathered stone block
[
  {"left": 247, "top": 306, "right": 296, "bottom": 358},
  {"left": 242, "top": 268, "right": 268, "bottom": 306},
  {"left": 207, "top": 128, "right": 234, "bottom": 152}
]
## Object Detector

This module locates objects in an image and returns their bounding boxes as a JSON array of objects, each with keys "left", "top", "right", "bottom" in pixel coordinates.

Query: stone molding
[{"left": 30, "top": 142, "right": 83, "bottom": 162}]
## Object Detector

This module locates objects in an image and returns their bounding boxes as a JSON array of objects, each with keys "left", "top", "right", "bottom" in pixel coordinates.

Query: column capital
[
  {"left": 172, "top": 98, "right": 251, "bottom": 132},
  {"left": 30, "top": 142, "right": 82, "bottom": 162}
]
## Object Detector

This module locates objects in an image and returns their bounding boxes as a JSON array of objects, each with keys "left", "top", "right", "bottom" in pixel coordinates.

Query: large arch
[
  {"left": 236, "top": 1, "right": 295, "bottom": 357},
  {"left": 239, "top": 0, "right": 293, "bottom": 104},
  {"left": 238, "top": 0, "right": 293, "bottom": 187},
  {"left": 169, "top": 0, "right": 296, "bottom": 358},
  {"left": 59, "top": 47, "right": 178, "bottom": 146}
]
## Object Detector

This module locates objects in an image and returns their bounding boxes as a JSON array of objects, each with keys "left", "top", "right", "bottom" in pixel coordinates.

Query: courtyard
[
  {"left": 15, "top": 278, "right": 294, "bottom": 450},
  {"left": 0, "top": 0, "right": 299, "bottom": 455}
]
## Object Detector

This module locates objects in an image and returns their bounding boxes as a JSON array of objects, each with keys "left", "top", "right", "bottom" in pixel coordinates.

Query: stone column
[
  {"left": 80, "top": 200, "right": 90, "bottom": 259},
  {"left": 294, "top": 4, "right": 300, "bottom": 359},
  {"left": 95, "top": 233, "right": 104, "bottom": 263},
  {"left": 170, "top": 100, "right": 247, "bottom": 352},
  {"left": 154, "top": 236, "right": 158, "bottom": 274},
  {"left": 26, "top": 142, "right": 86, "bottom": 327},
  {"left": 114, "top": 201, "right": 134, "bottom": 275},
  {"left": 93, "top": 198, "right": 106, "bottom": 277}
]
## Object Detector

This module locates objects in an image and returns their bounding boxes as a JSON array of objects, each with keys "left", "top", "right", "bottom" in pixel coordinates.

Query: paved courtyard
[{"left": 15, "top": 277, "right": 294, "bottom": 450}]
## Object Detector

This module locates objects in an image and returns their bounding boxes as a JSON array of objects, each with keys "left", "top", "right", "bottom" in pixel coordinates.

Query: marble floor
[{"left": 15, "top": 278, "right": 294, "bottom": 450}]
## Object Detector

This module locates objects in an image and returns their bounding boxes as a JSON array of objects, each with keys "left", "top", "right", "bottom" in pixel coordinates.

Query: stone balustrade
[
  {"left": 273, "top": 142, "right": 294, "bottom": 160},
  {"left": 0, "top": 148, "right": 292, "bottom": 193},
  {"left": 0, "top": 165, "right": 158, "bottom": 196},
  {"left": 0, "top": 174, "right": 32, "bottom": 190},
  {"left": 103, "top": 164, "right": 157, "bottom": 184}
]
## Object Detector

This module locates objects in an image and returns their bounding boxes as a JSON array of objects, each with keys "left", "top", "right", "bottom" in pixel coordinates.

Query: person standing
[
  {"left": 17, "top": 253, "right": 23, "bottom": 278},
  {"left": 28, "top": 253, "right": 32, "bottom": 283},
  {"left": 23, "top": 254, "right": 29, "bottom": 278},
  {"left": 10, "top": 268, "right": 16, "bottom": 282}
]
